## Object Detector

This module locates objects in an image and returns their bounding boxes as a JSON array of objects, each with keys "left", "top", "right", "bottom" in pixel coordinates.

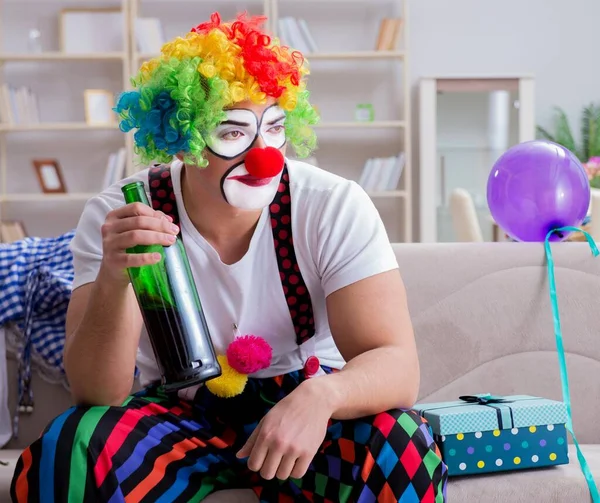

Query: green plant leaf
[
  {"left": 590, "top": 175, "right": 600, "bottom": 189},
  {"left": 536, "top": 125, "right": 556, "bottom": 143},
  {"left": 581, "top": 104, "right": 591, "bottom": 161},
  {"left": 582, "top": 103, "right": 600, "bottom": 160},
  {"left": 553, "top": 107, "right": 578, "bottom": 156}
]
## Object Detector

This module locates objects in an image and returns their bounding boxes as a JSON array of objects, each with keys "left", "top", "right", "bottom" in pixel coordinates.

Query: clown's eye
[
  {"left": 267, "top": 124, "right": 285, "bottom": 134},
  {"left": 221, "top": 130, "right": 245, "bottom": 141}
]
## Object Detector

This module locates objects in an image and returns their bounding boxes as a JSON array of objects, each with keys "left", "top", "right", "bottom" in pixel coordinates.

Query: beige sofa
[{"left": 2, "top": 242, "right": 600, "bottom": 502}]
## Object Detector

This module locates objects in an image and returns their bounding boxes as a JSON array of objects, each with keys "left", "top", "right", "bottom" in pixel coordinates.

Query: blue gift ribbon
[
  {"left": 545, "top": 226, "right": 600, "bottom": 502},
  {"left": 458, "top": 394, "right": 510, "bottom": 405},
  {"left": 416, "top": 394, "right": 539, "bottom": 431},
  {"left": 458, "top": 395, "right": 514, "bottom": 429}
]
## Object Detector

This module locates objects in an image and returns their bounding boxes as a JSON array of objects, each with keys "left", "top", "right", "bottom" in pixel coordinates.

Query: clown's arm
[
  {"left": 64, "top": 201, "right": 178, "bottom": 406},
  {"left": 317, "top": 267, "right": 418, "bottom": 420},
  {"left": 308, "top": 179, "right": 419, "bottom": 419}
]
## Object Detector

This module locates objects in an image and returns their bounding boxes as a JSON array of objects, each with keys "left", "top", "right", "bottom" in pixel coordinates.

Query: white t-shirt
[{"left": 70, "top": 159, "right": 399, "bottom": 387}]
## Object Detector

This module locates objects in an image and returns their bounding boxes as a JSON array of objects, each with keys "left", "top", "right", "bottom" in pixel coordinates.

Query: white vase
[
  {"left": 588, "top": 188, "right": 600, "bottom": 240},
  {"left": 588, "top": 188, "right": 600, "bottom": 216}
]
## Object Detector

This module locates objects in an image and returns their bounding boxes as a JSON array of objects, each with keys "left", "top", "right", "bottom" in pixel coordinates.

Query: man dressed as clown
[{"left": 11, "top": 12, "right": 447, "bottom": 503}]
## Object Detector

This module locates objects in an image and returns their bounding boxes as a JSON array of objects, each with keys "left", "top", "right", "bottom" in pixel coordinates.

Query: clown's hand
[{"left": 236, "top": 377, "right": 333, "bottom": 481}]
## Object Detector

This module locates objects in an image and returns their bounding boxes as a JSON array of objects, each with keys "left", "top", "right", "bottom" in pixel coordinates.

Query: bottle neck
[{"left": 122, "top": 181, "right": 150, "bottom": 206}]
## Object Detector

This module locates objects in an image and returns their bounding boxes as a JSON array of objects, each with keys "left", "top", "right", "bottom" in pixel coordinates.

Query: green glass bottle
[{"left": 121, "top": 181, "right": 221, "bottom": 392}]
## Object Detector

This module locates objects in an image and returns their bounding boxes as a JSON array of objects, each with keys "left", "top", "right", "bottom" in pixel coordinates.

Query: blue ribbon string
[
  {"left": 416, "top": 395, "right": 540, "bottom": 432},
  {"left": 545, "top": 226, "right": 600, "bottom": 502}
]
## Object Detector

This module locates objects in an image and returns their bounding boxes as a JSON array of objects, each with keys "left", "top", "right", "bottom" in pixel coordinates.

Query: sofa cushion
[
  {"left": 2, "top": 445, "right": 598, "bottom": 503},
  {"left": 395, "top": 243, "right": 600, "bottom": 445}
]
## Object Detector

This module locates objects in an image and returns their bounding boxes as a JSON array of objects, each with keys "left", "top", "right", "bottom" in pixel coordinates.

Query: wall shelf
[
  {"left": 0, "top": 52, "right": 126, "bottom": 62},
  {"left": 136, "top": 51, "right": 405, "bottom": 62},
  {"left": 315, "top": 120, "right": 406, "bottom": 129},
  {"left": 1, "top": 193, "right": 96, "bottom": 202},
  {"left": 0, "top": 123, "right": 120, "bottom": 132},
  {"left": 307, "top": 51, "right": 405, "bottom": 60}
]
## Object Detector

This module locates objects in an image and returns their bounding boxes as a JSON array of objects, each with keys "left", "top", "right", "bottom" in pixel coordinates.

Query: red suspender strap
[
  {"left": 269, "top": 166, "right": 316, "bottom": 345},
  {"left": 147, "top": 164, "right": 180, "bottom": 232}
]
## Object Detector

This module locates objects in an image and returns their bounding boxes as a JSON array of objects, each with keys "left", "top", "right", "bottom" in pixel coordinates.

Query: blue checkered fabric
[{"left": 0, "top": 230, "right": 75, "bottom": 436}]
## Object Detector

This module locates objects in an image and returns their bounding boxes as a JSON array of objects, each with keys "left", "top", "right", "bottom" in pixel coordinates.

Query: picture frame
[
  {"left": 84, "top": 89, "right": 115, "bottom": 125},
  {"left": 32, "top": 159, "right": 67, "bottom": 194},
  {"left": 59, "top": 8, "right": 123, "bottom": 54}
]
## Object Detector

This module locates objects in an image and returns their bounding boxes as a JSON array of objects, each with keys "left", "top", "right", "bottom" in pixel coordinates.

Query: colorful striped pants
[{"left": 10, "top": 369, "right": 447, "bottom": 502}]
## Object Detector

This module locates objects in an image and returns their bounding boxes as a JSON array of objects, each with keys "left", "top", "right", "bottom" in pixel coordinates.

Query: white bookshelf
[
  {"left": 307, "top": 50, "right": 405, "bottom": 60},
  {"left": 0, "top": 0, "right": 412, "bottom": 242},
  {"left": 1, "top": 192, "right": 96, "bottom": 202},
  {"left": 315, "top": 121, "right": 405, "bottom": 129},
  {"left": 0, "top": 52, "right": 126, "bottom": 62},
  {"left": 135, "top": 50, "right": 405, "bottom": 63},
  {"left": 267, "top": 0, "right": 412, "bottom": 241},
  {"left": 0, "top": 122, "right": 120, "bottom": 132},
  {"left": 0, "top": 0, "right": 133, "bottom": 237}
]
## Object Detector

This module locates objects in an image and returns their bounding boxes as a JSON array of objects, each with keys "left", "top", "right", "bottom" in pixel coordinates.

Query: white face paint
[
  {"left": 207, "top": 104, "right": 287, "bottom": 210},
  {"left": 206, "top": 105, "right": 287, "bottom": 160},
  {"left": 206, "top": 110, "right": 258, "bottom": 159},
  {"left": 259, "top": 106, "right": 287, "bottom": 150},
  {"left": 221, "top": 161, "right": 282, "bottom": 210}
]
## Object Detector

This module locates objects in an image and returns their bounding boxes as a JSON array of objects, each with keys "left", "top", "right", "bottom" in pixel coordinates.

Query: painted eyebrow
[
  {"left": 265, "top": 114, "right": 286, "bottom": 126},
  {"left": 220, "top": 120, "right": 253, "bottom": 127}
]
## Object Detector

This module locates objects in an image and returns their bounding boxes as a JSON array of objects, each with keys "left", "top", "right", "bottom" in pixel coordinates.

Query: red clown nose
[{"left": 245, "top": 147, "right": 285, "bottom": 179}]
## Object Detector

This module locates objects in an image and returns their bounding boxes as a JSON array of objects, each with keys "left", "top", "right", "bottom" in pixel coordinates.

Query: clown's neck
[{"left": 180, "top": 165, "right": 262, "bottom": 265}]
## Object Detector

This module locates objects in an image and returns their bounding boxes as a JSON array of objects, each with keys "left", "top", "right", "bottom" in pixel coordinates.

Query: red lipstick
[{"left": 229, "top": 175, "right": 273, "bottom": 187}]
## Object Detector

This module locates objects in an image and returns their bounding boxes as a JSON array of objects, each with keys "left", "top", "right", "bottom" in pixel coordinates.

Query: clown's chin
[{"left": 222, "top": 173, "right": 281, "bottom": 210}]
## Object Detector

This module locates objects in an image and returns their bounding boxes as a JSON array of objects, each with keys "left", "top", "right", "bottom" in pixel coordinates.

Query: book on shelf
[
  {"left": 375, "top": 18, "right": 403, "bottom": 51},
  {"left": 358, "top": 153, "right": 405, "bottom": 192},
  {"left": 135, "top": 18, "right": 165, "bottom": 55},
  {"left": 0, "top": 220, "right": 27, "bottom": 243},
  {"left": 102, "top": 147, "right": 127, "bottom": 189},
  {"left": 278, "top": 17, "right": 318, "bottom": 54},
  {"left": 0, "top": 84, "right": 40, "bottom": 126}
]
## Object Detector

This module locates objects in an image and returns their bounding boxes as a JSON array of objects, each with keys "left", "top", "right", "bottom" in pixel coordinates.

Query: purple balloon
[{"left": 487, "top": 140, "right": 590, "bottom": 242}]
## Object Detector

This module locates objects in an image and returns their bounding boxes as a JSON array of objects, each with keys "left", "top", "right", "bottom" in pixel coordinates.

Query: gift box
[{"left": 412, "top": 394, "right": 569, "bottom": 476}]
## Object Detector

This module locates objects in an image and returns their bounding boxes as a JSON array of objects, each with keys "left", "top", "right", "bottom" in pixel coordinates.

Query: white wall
[{"left": 408, "top": 0, "right": 600, "bottom": 238}]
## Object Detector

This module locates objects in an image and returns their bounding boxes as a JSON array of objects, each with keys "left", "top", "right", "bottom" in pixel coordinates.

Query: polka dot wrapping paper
[
  {"left": 412, "top": 395, "right": 569, "bottom": 476},
  {"left": 439, "top": 423, "right": 568, "bottom": 476}
]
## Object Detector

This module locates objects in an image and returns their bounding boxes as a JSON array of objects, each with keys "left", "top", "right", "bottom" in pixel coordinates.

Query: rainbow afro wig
[{"left": 114, "top": 12, "right": 320, "bottom": 168}]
